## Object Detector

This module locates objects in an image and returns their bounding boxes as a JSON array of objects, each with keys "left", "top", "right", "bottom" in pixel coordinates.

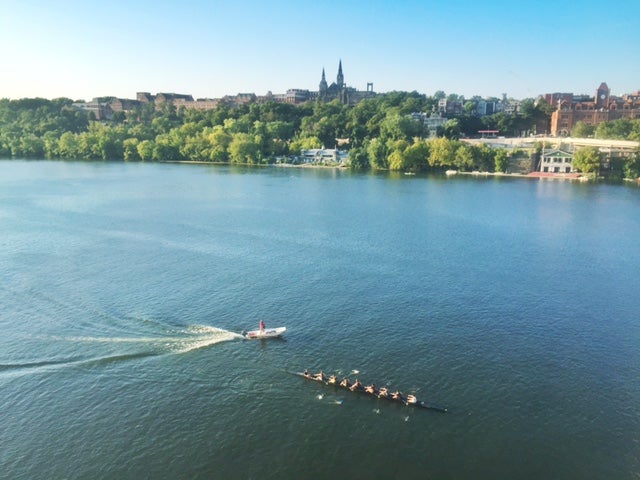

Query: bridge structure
[{"left": 463, "top": 136, "right": 639, "bottom": 154}]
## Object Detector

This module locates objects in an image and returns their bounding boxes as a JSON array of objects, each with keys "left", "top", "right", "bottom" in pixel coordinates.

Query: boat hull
[
  {"left": 244, "top": 327, "right": 286, "bottom": 339},
  {"left": 296, "top": 371, "right": 447, "bottom": 413}
]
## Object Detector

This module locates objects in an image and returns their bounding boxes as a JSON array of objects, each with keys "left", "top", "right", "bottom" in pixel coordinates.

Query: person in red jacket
[{"left": 259, "top": 319, "right": 265, "bottom": 333}]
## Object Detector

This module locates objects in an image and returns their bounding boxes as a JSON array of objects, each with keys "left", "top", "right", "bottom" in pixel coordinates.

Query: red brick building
[{"left": 550, "top": 83, "right": 640, "bottom": 136}]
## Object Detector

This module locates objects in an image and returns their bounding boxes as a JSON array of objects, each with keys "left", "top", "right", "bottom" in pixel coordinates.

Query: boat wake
[
  {"left": 58, "top": 325, "right": 244, "bottom": 354},
  {"left": 1, "top": 325, "right": 243, "bottom": 378}
]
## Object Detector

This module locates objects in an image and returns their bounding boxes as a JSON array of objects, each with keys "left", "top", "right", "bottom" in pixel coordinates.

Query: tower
[
  {"left": 595, "top": 82, "right": 610, "bottom": 108},
  {"left": 319, "top": 68, "right": 328, "bottom": 93},
  {"left": 336, "top": 60, "right": 344, "bottom": 89}
]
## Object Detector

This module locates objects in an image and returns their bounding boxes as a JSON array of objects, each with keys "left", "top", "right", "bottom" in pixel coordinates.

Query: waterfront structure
[
  {"left": 549, "top": 83, "right": 640, "bottom": 136},
  {"left": 299, "top": 148, "right": 349, "bottom": 165},
  {"left": 540, "top": 149, "right": 574, "bottom": 173}
]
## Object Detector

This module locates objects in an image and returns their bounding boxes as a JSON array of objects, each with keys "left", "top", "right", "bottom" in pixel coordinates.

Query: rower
[
  {"left": 349, "top": 379, "right": 362, "bottom": 391},
  {"left": 406, "top": 394, "right": 417, "bottom": 405},
  {"left": 364, "top": 384, "right": 376, "bottom": 395},
  {"left": 339, "top": 377, "right": 350, "bottom": 388},
  {"left": 303, "top": 369, "right": 311, "bottom": 378},
  {"left": 327, "top": 374, "right": 337, "bottom": 385},
  {"left": 314, "top": 370, "right": 325, "bottom": 382},
  {"left": 391, "top": 390, "right": 402, "bottom": 401},
  {"left": 377, "top": 387, "right": 389, "bottom": 398}
]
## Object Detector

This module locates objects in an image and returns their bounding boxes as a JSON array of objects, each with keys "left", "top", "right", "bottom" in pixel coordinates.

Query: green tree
[
  {"left": 403, "top": 140, "right": 430, "bottom": 171},
  {"left": 573, "top": 146, "right": 602, "bottom": 174},
  {"left": 494, "top": 149, "right": 509, "bottom": 173},
  {"left": 367, "top": 137, "right": 388, "bottom": 170},
  {"left": 454, "top": 144, "right": 474, "bottom": 170},
  {"left": 58, "top": 132, "right": 79, "bottom": 158},
  {"left": 443, "top": 119, "right": 461, "bottom": 139},
  {"left": 205, "top": 126, "right": 232, "bottom": 162},
  {"left": 595, "top": 118, "right": 636, "bottom": 140},
  {"left": 19, "top": 133, "right": 45, "bottom": 158},
  {"left": 464, "top": 101, "right": 476, "bottom": 114},
  {"left": 623, "top": 150, "right": 640, "bottom": 179},
  {"left": 348, "top": 146, "right": 369, "bottom": 170},
  {"left": 137, "top": 140, "right": 155, "bottom": 161},
  {"left": 228, "top": 132, "right": 260, "bottom": 164},
  {"left": 571, "top": 121, "right": 595, "bottom": 138},
  {"left": 380, "top": 114, "right": 423, "bottom": 141},
  {"left": 123, "top": 138, "right": 141, "bottom": 161},
  {"left": 289, "top": 135, "right": 322, "bottom": 156},
  {"left": 428, "top": 137, "right": 455, "bottom": 168},
  {"left": 387, "top": 139, "right": 409, "bottom": 170}
]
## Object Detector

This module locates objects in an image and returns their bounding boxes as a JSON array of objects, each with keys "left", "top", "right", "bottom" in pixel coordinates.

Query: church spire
[
  {"left": 336, "top": 60, "right": 344, "bottom": 88},
  {"left": 319, "top": 67, "right": 328, "bottom": 92}
]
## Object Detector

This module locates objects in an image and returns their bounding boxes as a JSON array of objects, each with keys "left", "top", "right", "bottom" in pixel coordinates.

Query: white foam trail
[
  {"left": 48, "top": 325, "right": 243, "bottom": 355},
  {"left": 168, "top": 327, "right": 243, "bottom": 354}
]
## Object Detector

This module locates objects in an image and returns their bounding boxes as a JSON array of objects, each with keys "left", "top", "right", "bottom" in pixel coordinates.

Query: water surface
[{"left": 1, "top": 160, "right": 639, "bottom": 479}]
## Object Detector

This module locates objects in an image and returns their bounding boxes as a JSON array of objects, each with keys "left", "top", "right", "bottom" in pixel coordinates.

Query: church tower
[
  {"left": 595, "top": 82, "right": 610, "bottom": 108},
  {"left": 336, "top": 60, "right": 344, "bottom": 89},
  {"left": 319, "top": 67, "right": 328, "bottom": 93}
]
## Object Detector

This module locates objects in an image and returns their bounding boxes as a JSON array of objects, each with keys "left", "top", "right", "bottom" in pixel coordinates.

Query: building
[
  {"left": 410, "top": 112, "right": 447, "bottom": 137},
  {"left": 318, "top": 60, "right": 375, "bottom": 105},
  {"left": 72, "top": 99, "right": 112, "bottom": 120},
  {"left": 549, "top": 83, "right": 640, "bottom": 136},
  {"left": 540, "top": 149, "right": 574, "bottom": 173},
  {"left": 438, "top": 98, "right": 463, "bottom": 116},
  {"left": 76, "top": 61, "right": 374, "bottom": 117},
  {"left": 476, "top": 100, "right": 498, "bottom": 116},
  {"left": 299, "top": 148, "right": 349, "bottom": 165}
]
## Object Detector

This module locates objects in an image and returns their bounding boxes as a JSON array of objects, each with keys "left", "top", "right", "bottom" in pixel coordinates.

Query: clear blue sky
[{"left": 1, "top": 0, "right": 639, "bottom": 101}]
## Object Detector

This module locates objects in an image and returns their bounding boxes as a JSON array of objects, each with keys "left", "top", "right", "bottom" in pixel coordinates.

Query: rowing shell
[
  {"left": 296, "top": 372, "right": 447, "bottom": 413},
  {"left": 244, "top": 326, "right": 286, "bottom": 339}
]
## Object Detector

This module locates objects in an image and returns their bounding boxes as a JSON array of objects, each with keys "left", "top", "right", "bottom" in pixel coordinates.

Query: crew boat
[{"left": 297, "top": 370, "right": 447, "bottom": 413}]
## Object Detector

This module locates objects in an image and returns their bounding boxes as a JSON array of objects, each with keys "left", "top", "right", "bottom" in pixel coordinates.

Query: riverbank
[{"left": 446, "top": 169, "right": 591, "bottom": 181}]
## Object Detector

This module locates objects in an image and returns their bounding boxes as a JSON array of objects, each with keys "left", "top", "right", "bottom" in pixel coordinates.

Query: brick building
[{"left": 549, "top": 83, "right": 640, "bottom": 136}]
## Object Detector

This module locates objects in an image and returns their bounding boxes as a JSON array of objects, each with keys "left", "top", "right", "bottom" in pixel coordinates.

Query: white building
[
  {"left": 300, "top": 148, "right": 349, "bottom": 165},
  {"left": 540, "top": 149, "right": 573, "bottom": 173}
]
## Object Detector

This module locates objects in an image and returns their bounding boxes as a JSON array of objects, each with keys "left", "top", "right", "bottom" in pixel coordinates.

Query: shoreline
[{"left": 6, "top": 158, "right": 638, "bottom": 182}]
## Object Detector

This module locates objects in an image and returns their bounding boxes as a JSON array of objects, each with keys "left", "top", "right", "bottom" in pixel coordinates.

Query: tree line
[{"left": 1, "top": 93, "right": 639, "bottom": 177}]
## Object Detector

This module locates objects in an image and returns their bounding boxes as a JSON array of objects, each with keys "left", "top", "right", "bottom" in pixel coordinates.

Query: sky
[{"left": 1, "top": 0, "right": 639, "bottom": 102}]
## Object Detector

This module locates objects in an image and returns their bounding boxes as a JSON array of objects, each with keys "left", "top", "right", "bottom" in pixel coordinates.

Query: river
[{"left": 1, "top": 160, "right": 639, "bottom": 479}]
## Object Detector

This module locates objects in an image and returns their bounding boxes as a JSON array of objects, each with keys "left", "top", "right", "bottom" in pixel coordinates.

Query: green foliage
[
  {"left": 228, "top": 133, "right": 260, "bottom": 164},
  {"left": 454, "top": 144, "right": 474, "bottom": 170},
  {"left": 347, "top": 146, "right": 369, "bottom": 170},
  {"left": 137, "top": 140, "right": 154, "bottom": 161},
  {"left": 123, "top": 138, "right": 141, "bottom": 161},
  {"left": 573, "top": 146, "right": 602, "bottom": 174},
  {"left": 595, "top": 118, "right": 640, "bottom": 141},
  {"left": 2, "top": 92, "right": 637, "bottom": 179},
  {"left": 289, "top": 136, "right": 322, "bottom": 155},
  {"left": 428, "top": 137, "right": 456, "bottom": 167},
  {"left": 571, "top": 121, "right": 595, "bottom": 138},
  {"left": 402, "top": 141, "right": 430, "bottom": 171},
  {"left": 367, "top": 137, "right": 389, "bottom": 170},
  {"left": 494, "top": 149, "right": 509, "bottom": 173},
  {"left": 623, "top": 150, "right": 640, "bottom": 179},
  {"left": 380, "top": 114, "right": 423, "bottom": 141}
]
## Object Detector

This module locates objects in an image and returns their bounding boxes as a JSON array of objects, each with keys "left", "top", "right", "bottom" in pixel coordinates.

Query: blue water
[{"left": 1, "top": 160, "right": 639, "bottom": 479}]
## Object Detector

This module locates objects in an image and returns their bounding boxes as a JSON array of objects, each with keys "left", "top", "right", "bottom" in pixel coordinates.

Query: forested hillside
[{"left": 1, "top": 93, "right": 639, "bottom": 177}]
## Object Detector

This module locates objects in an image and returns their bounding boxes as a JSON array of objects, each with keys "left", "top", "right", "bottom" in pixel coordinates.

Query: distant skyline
[{"left": 1, "top": 0, "right": 639, "bottom": 102}]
